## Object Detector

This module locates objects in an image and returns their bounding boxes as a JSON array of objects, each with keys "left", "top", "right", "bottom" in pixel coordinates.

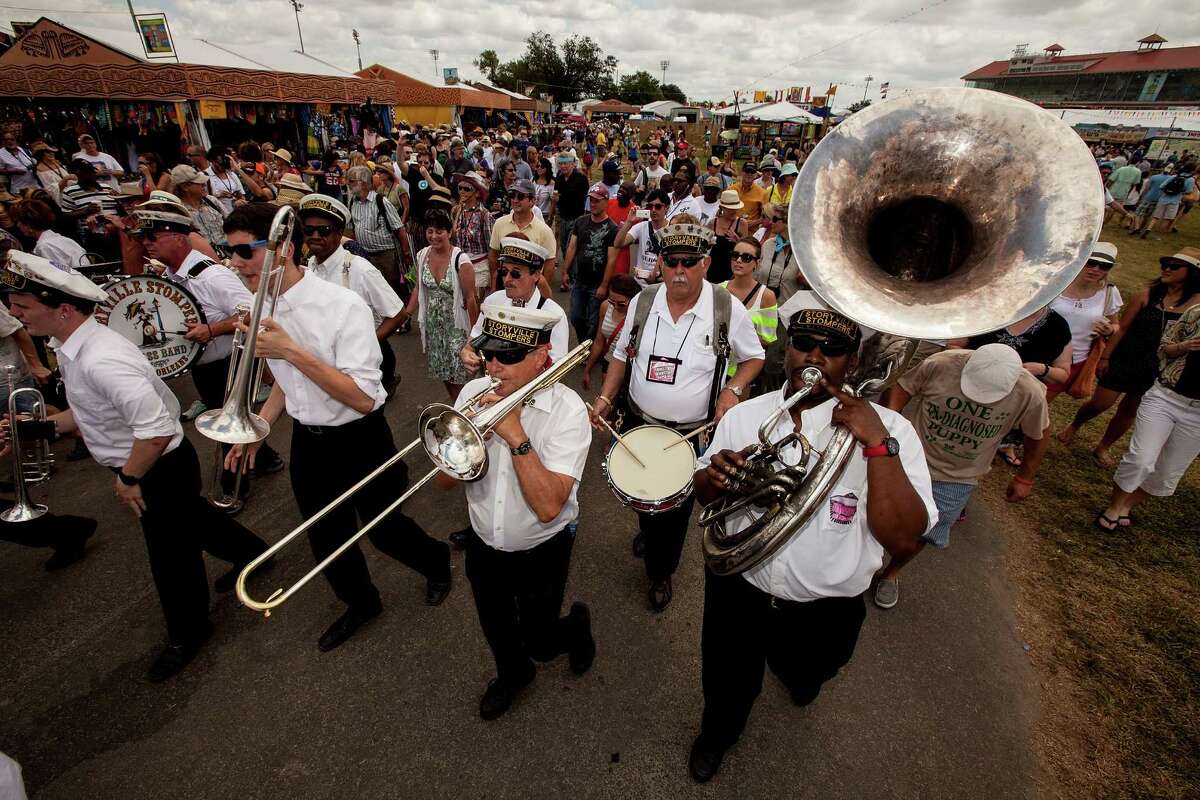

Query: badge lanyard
[{"left": 645, "top": 315, "right": 696, "bottom": 385}]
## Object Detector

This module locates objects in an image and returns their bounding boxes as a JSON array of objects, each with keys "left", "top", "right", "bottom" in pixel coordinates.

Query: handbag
[{"left": 1068, "top": 283, "right": 1113, "bottom": 399}]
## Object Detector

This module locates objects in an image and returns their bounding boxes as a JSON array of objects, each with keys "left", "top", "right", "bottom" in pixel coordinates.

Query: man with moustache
[
  {"left": 590, "top": 218, "right": 764, "bottom": 611},
  {"left": 687, "top": 301, "right": 936, "bottom": 782}
]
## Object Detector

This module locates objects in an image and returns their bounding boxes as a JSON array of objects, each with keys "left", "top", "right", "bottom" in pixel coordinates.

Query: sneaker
[
  {"left": 874, "top": 577, "right": 899, "bottom": 609},
  {"left": 181, "top": 400, "right": 207, "bottom": 421}
]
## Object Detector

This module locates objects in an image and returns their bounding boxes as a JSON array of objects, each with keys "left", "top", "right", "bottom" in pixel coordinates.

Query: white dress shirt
[
  {"left": 0, "top": 146, "right": 37, "bottom": 192},
  {"left": 33, "top": 229, "right": 87, "bottom": 270},
  {"left": 470, "top": 288, "right": 569, "bottom": 363},
  {"left": 698, "top": 390, "right": 936, "bottom": 602},
  {"left": 612, "top": 282, "right": 765, "bottom": 424},
  {"left": 165, "top": 249, "right": 252, "bottom": 364},
  {"left": 308, "top": 244, "right": 404, "bottom": 329},
  {"left": 455, "top": 376, "right": 591, "bottom": 551},
  {"left": 267, "top": 271, "right": 386, "bottom": 426},
  {"left": 52, "top": 316, "right": 183, "bottom": 468}
]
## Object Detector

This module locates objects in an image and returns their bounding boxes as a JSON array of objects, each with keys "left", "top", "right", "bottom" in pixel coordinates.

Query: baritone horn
[
  {"left": 235, "top": 339, "right": 593, "bottom": 616},
  {"left": 198, "top": 205, "right": 295, "bottom": 512},
  {"left": 1, "top": 364, "right": 52, "bottom": 523},
  {"left": 700, "top": 87, "right": 1104, "bottom": 576}
]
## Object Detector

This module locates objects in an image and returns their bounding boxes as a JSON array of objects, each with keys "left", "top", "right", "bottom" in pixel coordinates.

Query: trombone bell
[{"left": 194, "top": 407, "right": 270, "bottom": 445}]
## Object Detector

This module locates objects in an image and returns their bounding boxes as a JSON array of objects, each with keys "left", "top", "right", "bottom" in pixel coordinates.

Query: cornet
[
  {"left": 197, "top": 206, "right": 294, "bottom": 512},
  {"left": 235, "top": 340, "right": 592, "bottom": 616},
  {"left": 1, "top": 364, "right": 52, "bottom": 523}
]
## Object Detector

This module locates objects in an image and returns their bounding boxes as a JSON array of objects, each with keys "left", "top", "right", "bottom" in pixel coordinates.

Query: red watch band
[{"left": 861, "top": 443, "right": 890, "bottom": 458}]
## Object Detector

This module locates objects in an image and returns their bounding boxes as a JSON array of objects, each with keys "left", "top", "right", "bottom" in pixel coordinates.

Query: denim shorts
[{"left": 922, "top": 480, "right": 975, "bottom": 548}]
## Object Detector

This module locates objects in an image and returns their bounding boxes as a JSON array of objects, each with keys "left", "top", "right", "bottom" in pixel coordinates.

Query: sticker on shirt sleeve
[{"left": 829, "top": 492, "right": 858, "bottom": 525}]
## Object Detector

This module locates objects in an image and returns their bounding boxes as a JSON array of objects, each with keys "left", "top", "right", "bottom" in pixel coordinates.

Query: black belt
[{"left": 297, "top": 408, "right": 383, "bottom": 436}]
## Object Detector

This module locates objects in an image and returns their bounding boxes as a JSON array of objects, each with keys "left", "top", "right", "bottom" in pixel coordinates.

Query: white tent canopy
[
  {"left": 1059, "top": 108, "right": 1200, "bottom": 133},
  {"left": 711, "top": 101, "right": 820, "bottom": 123}
]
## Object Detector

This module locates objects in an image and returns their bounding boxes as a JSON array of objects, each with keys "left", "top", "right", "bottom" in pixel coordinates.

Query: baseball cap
[
  {"left": 702, "top": 175, "right": 722, "bottom": 189},
  {"left": 960, "top": 344, "right": 1023, "bottom": 404},
  {"left": 588, "top": 183, "right": 610, "bottom": 199},
  {"left": 708, "top": 156, "right": 722, "bottom": 167},
  {"left": 169, "top": 164, "right": 208, "bottom": 187},
  {"left": 511, "top": 178, "right": 536, "bottom": 195}
]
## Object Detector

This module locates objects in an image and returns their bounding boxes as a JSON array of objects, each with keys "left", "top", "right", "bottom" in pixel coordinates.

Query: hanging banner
[
  {"left": 198, "top": 99, "right": 227, "bottom": 119},
  {"left": 1138, "top": 73, "right": 1168, "bottom": 103},
  {"left": 134, "top": 13, "right": 176, "bottom": 59}
]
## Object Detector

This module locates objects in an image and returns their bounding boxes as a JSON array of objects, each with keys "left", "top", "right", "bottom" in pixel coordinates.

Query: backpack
[
  {"left": 1161, "top": 175, "right": 1186, "bottom": 196},
  {"left": 617, "top": 283, "right": 734, "bottom": 424}
]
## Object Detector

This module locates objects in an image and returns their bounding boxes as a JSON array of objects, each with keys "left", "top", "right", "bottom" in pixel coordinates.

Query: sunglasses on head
[
  {"left": 790, "top": 333, "right": 853, "bottom": 357},
  {"left": 229, "top": 239, "right": 268, "bottom": 259},
  {"left": 664, "top": 255, "right": 704, "bottom": 269},
  {"left": 479, "top": 347, "right": 529, "bottom": 365},
  {"left": 733, "top": 252, "right": 757, "bottom": 263},
  {"left": 303, "top": 224, "right": 337, "bottom": 237}
]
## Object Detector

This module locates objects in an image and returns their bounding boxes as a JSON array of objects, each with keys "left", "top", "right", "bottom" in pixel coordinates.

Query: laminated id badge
[{"left": 646, "top": 354, "right": 681, "bottom": 385}]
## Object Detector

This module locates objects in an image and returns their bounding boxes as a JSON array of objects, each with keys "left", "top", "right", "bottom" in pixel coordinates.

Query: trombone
[
  {"left": 235, "top": 339, "right": 592, "bottom": 616},
  {"left": 198, "top": 206, "right": 295, "bottom": 512},
  {"left": 1, "top": 364, "right": 52, "bottom": 523}
]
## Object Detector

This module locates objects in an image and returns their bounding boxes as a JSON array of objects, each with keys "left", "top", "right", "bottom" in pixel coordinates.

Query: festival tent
[{"left": 737, "top": 101, "right": 823, "bottom": 123}]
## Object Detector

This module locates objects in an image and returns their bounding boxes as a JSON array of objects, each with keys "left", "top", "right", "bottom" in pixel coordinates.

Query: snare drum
[
  {"left": 94, "top": 274, "right": 207, "bottom": 379},
  {"left": 602, "top": 425, "right": 696, "bottom": 514}
]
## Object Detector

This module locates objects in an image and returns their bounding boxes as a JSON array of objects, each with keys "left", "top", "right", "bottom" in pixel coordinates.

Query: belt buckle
[{"left": 306, "top": 424, "right": 326, "bottom": 436}]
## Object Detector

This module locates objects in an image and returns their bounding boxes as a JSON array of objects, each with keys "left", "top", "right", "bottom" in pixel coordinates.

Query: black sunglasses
[
  {"left": 771, "top": 216, "right": 786, "bottom": 223},
  {"left": 646, "top": 202, "right": 666, "bottom": 210},
  {"left": 497, "top": 266, "right": 533, "bottom": 279},
  {"left": 733, "top": 252, "right": 757, "bottom": 263},
  {"left": 609, "top": 299, "right": 629, "bottom": 310},
  {"left": 303, "top": 224, "right": 337, "bottom": 236},
  {"left": 479, "top": 347, "right": 529, "bottom": 365},
  {"left": 509, "top": 191, "right": 532, "bottom": 200},
  {"left": 1161, "top": 261, "right": 1190, "bottom": 271},
  {"left": 229, "top": 239, "right": 268, "bottom": 259},
  {"left": 790, "top": 333, "right": 853, "bottom": 357},
  {"left": 664, "top": 255, "right": 704, "bottom": 268},
  {"left": 1085, "top": 260, "right": 1114, "bottom": 271}
]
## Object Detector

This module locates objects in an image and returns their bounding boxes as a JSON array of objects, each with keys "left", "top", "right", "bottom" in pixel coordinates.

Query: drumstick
[
  {"left": 664, "top": 421, "right": 716, "bottom": 451},
  {"left": 586, "top": 402, "right": 646, "bottom": 468}
]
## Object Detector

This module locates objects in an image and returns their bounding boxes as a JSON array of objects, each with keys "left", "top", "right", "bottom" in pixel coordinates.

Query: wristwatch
[
  {"left": 117, "top": 470, "right": 141, "bottom": 486},
  {"left": 862, "top": 437, "right": 900, "bottom": 458},
  {"left": 724, "top": 385, "right": 743, "bottom": 398},
  {"left": 510, "top": 440, "right": 533, "bottom": 456}
]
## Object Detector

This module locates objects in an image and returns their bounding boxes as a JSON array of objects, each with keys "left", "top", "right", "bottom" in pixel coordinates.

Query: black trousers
[
  {"left": 190, "top": 356, "right": 281, "bottom": 490},
  {"left": 465, "top": 526, "right": 581, "bottom": 683},
  {"left": 0, "top": 501, "right": 95, "bottom": 550},
  {"left": 139, "top": 438, "right": 269, "bottom": 644},
  {"left": 625, "top": 413, "right": 700, "bottom": 582},
  {"left": 290, "top": 410, "right": 449, "bottom": 612},
  {"left": 379, "top": 338, "right": 396, "bottom": 393},
  {"left": 699, "top": 569, "right": 866, "bottom": 750}
]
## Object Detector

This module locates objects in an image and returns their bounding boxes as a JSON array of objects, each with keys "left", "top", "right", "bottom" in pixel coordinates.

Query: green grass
[{"left": 976, "top": 209, "right": 1200, "bottom": 799}]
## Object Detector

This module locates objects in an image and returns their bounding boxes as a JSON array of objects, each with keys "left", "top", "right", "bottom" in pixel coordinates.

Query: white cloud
[{"left": 37, "top": 0, "right": 1200, "bottom": 102}]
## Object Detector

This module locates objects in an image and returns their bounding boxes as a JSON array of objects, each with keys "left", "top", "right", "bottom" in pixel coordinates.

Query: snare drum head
[
  {"left": 608, "top": 425, "right": 696, "bottom": 502},
  {"left": 95, "top": 275, "right": 207, "bottom": 378}
]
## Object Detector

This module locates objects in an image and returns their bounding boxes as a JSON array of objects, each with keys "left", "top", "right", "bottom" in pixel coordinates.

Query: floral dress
[{"left": 422, "top": 257, "right": 471, "bottom": 384}]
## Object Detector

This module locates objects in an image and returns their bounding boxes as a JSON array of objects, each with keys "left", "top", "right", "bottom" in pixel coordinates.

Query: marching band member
[
  {"left": 452, "top": 236, "right": 569, "bottom": 549},
  {"left": 297, "top": 195, "right": 406, "bottom": 396},
  {"left": 2, "top": 252, "right": 271, "bottom": 682},
  {"left": 438, "top": 305, "right": 595, "bottom": 719},
  {"left": 222, "top": 204, "right": 451, "bottom": 653},
  {"left": 134, "top": 199, "right": 284, "bottom": 499},
  {"left": 590, "top": 218, "right": 764, "bottom": 611},
  {"left": 687, "top": 304, "right": 935, "bottom": 782}
]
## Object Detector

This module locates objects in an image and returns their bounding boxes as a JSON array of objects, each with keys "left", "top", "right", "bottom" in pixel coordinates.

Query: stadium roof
[{"left": 963, "top": 42, "right": 1200, "bottom": 81}]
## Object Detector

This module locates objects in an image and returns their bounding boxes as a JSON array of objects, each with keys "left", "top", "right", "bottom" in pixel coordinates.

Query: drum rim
[{"left": 98, "top": 273, "right": 209, "bottom": 377}]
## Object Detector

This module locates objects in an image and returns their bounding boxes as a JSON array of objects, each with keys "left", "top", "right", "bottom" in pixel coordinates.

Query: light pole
[
  {"left": 289, "top": 0, "right": 305, "bottom": 54},
  {"left": 430, "top": 49, "right": 440, "bottom": 78},
  {"left": 862, "top": 75, "right": 873, "bottom": 102},
  {"left": 660, "top": 59, "right": 670, "bottom": 87},
  {"left": 352, "top": 29, "right": 362, "bottom": 71}
]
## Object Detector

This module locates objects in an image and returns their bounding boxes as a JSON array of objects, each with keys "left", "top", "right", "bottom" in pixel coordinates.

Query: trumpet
[
  {"left": 235, "top": 340, "right": 592, "bottom": 616},
  {"left": 1, "top": 364, "right": 52, "bottom": 523},
  {"left": 198, "top": 206, "right": 295, "bottom": 512}
]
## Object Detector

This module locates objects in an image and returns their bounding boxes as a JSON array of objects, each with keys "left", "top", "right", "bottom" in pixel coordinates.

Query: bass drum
[{"left": 95, "top": 274, "right": 208, "bottom": 379}]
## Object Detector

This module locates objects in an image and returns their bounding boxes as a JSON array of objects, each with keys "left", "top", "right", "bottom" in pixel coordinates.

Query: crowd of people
[{"left": 0, "top": 110, "right": 1197, "bottom": 787}]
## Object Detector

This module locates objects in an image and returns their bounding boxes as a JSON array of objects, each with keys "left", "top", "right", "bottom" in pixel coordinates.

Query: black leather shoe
[
  {"left": 425, "top": 576, "right": 451, "bottom": 606},
  {"left": 479, "top": 669, "right": 535, "bottom": 721},
  {"left": 214, "top": 555, "right": 274, "bottom": 593},
  {"left": 632, "top": 531, "right": 646, "bottom": 558},
  {"left": 252, "top": 450, "right": 285, "bottom": 476},
  {"left": 66, "top": 438, "right": 90, "bottom": 462},
  {"left": 648, "top": 578, "right": 673, "bottom": 612},
  {"left": 44, "top": 519, "right": 97, "bottom": 572},
  {"left": 317, "top": 604, "right": 382, "bottom": 652},
  {"left": 147, "top": 622, "right": 212, "bottom": 683},
  {"left": 688, "top": 737, "right": 726, "bottom": 783},
  {"left": 567, "top": 602, "right": 595, "bottom": 676},
  {"left": 448, "top": 526, "right": 472, "bottom": 549}
]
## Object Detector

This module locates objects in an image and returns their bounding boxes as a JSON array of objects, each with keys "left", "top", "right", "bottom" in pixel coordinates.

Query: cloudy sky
[{"left": 22, "top": 1, "right": 1200, "bottom": 104}]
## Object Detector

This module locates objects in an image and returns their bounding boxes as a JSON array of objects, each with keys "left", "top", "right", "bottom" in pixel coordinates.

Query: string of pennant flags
[{"left": 743, "top": 80, "right": 899, "bottom": 107}]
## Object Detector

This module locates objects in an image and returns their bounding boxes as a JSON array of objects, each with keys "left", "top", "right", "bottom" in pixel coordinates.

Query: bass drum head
[
  {"left": 607, "top": 425, "right": 696, "bottom": 508},
  {"left": 94, "top": 274, "right": 207, "bottom": 379}
]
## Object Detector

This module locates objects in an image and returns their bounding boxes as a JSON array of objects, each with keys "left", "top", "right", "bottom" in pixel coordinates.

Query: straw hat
[{"left": 718, "top": 189, "right": 744, "bottom": 210}]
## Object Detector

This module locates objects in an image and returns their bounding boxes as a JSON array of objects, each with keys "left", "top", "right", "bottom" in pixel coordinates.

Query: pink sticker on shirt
[{"left": 829, "top": 493, "right": 858, "bottom": 525}]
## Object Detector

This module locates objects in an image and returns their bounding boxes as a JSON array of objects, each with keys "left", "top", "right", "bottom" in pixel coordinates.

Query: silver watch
[{"left": 724, "top": 385, "right": 743, "bottom": 398}]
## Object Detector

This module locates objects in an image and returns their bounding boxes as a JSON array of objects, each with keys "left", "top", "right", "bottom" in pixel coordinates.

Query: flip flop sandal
[
  {"left": 1117, "top": 515, "right": 1133, "bottom": 528},
  {"left": 998, "top": 449, "right": 1023, "bottom": 468},
  {"left": 1094, "top": 513, "right": 1120, "bottom": 532}
]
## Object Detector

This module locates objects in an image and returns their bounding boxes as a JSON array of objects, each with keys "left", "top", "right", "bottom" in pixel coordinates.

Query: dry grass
[{"left": 978, "top": 208, "right": 1200, "bottom": 800}]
